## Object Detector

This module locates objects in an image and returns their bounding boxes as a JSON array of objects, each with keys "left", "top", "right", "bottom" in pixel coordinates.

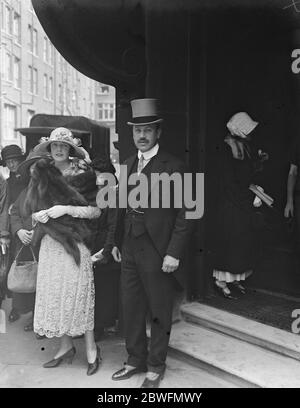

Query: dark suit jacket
[
  {"left": 115, "top": 148, "right": 192, "bottom": 287},
  {"left": 9, "top": 188, "right": 40, "bottom": 261}
]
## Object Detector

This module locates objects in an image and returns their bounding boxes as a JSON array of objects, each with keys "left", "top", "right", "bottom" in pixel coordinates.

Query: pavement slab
[{"left": 0, "top": 299, "right": 236, "bottom": 388}]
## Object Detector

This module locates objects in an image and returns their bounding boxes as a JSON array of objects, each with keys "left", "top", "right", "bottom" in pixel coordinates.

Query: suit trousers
[{"left": 121, "top": 230, "right": 177, "bottom": 374}]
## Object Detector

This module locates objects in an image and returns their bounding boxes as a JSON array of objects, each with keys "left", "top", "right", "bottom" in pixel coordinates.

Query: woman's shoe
[
  {"left": 231, "top": 281, "right": 246, "bottom": 294},
  {"left": 8, "top": 309, "right": 20, "bottom": 323},
  {"left": 43, "top": 347, "right": 76, "bottom": 368},
  {"left": 87, "top": 345, "right": 102, "bottom": 376},
  {"left": 214, "top": 282, "right": 236, "bottom": 300}
]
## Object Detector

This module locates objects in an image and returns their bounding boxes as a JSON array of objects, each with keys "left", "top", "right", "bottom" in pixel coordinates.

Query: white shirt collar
[{"left": 138, "top": 143, "right": 159, "bottom": 161}]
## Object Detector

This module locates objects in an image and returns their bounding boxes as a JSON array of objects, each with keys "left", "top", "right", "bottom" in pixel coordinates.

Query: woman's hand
[
  {"left": 112, "top": 246, "right": 121, "bottom": 263},
  {"left": 91, "top": 249, "right": 104, "bottom": 263},
  {"left": 17, "top": 229, "right": 33, "bottom": 246},
  {"left": 47, "top": 205, "right": 68, "bottom": 219},
  {"left": 33, "top": 210, "right": 49, "bottom": 224}
]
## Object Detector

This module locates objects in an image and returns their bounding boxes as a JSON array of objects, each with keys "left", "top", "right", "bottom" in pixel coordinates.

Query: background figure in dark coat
[
  {"left": 111, "top": 99, "right": 192, "bottom": 388},
  {"left": 10, "top": 188, "right": 40, "bottom": 331},
  {"left": 90, "top": 158, "right": 121, "bottom": 340},
  {"left": 213, "top": 112, "right": 267, "bottom": 299},
  {"left": 0, "top": 145, "right": 28, "bottom": 322}
]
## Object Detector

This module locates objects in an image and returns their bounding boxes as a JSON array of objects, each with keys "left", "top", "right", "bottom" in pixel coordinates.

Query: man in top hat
[{"left": 111, "top": 98, "right": 192, "bottom": 388}]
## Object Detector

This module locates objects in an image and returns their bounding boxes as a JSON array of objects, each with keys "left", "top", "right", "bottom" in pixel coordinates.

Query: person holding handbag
[
  {"left": 0, "top": 145, "right": 30, "bottom": 324},
  {"left": 9, "top": 151, "right": 51, "bottom": 336}
]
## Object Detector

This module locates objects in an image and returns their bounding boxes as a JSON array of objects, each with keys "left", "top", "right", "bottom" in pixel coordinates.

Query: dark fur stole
[
  {"left": 64, "top": 169, "right": 99, "bottom": 248},
  {"left": 32, "top": 214, "right": 90, "bottom": 266},
  {"left": 26, "top": 162, "right": 94, "bottom": 265},
  {"left": 64, "top": 170, "right": 98, "bottom": 206}
]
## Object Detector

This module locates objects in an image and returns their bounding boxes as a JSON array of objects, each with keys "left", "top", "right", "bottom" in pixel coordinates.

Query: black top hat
[
  {"left": 0, "top": 145, "right": 24, "bottom": 166},
  {"left": 127, "top": 98, "right": 163, "bottom": 126}
]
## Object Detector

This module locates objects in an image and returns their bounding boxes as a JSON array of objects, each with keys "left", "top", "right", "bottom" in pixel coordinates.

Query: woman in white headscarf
[{"left": 213, "top": 112, "right": 267, "bottom": 299}]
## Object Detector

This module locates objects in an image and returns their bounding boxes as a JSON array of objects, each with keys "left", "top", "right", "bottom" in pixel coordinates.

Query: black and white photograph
[{"left": 0, "top": 0, "right": 300, "bottom": 391}]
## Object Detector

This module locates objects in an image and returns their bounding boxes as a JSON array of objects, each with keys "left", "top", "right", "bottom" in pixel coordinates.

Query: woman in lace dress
[{"left": 26, "top": 128, "right": 101, "bottom": 375}]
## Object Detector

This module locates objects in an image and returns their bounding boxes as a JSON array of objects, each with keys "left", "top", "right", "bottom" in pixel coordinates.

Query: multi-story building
[
  {"left": 0, "top": 0, "right": 99, "bottom": 150},
  {"left": 95, "top": 82, "right": 118, "bottom": 162}
]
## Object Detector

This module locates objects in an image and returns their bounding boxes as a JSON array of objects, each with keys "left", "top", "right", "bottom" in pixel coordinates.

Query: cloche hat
[
  {"left": 227, "top": 112, "right": 258, "bottom": 139},
  {"left": 33, "top": 127, "right": 85, "bottom": 159}
]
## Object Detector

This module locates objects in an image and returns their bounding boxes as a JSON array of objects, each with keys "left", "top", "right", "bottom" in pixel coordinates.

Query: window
[
  {"left": 43, "top": 37, "right": 48, "bottom": 61},
  {"left": 4, "top": 52, "right": 13, "bottom": 82},
  {"left": 28, "top": 65, "right": 33, "bottom": 93},
  {"left": 43, "top": 74, "right": 48, "bottom": 99},
  {"left": 49, "top": 43, "right": 54, "bottom": 66},
  {"left": 28, "top": 66, "right": 38, "bottom": 94},
  {"left": 97, "top": 103, "right": 115, "bottom": 121},
  {"left": 33, "top": 68, "right": 38, "bottom": 94},
  {"left": 109, "top": 103, "right": 114, "bottom": 120},
  {"left": 49, "top": 77, "right": 53, "bottom": 100},
  {"left": 1, "top": 3, "right": 4, "bottom": 30},
  {"left": 13, "top": 57, "right": 21, "bottom": 88},
  {"left": 5, "top": 5, "right": 13, "bottom": 35},
  {"left": 66, "top": 89, "right": 71, "bottom": 106},
  {"left": 13, "top": 13, "right": 21, "bottom": 43},
  {"left": 28, "top": 24, "right": 33, "bottom": 52},
  {"left": 27, "top": 110, "right": 35, "bottom": 126},
  {"left": 58, "top": 84, "right": 63, "bottom": 104},
  {"left": 98, "top": 85, "right": 109, "bottom": 95},
  {"left": 33, "top": 29, "right": 38, "bottom": 55},
  {"left": 43, "top": 37, "right": 54, "bottom": 65},
  {"left": 3, "top": 105, "right": 17, "bottom": 140}
]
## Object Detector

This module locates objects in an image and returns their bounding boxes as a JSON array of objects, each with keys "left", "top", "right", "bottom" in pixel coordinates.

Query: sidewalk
[{"left": 0, "top": 299, "right": 235, "bottom": 388}]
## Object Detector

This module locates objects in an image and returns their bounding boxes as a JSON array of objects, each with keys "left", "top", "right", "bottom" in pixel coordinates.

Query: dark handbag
[{"left": 7, "top": 245, "right": 38, "bottom": 293}]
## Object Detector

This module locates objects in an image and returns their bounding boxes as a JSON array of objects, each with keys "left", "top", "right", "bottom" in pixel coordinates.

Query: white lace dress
[{"left": 34, "top": 165, "right": 101, "bottom": 338}]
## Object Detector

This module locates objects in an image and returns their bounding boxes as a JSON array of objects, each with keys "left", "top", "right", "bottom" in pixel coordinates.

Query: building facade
[
  {"left": 0, "top": 0, "right": 102, "bottom": 150},
  {"left": 94, "top": 82, "right": 118, "bottom": 162}
]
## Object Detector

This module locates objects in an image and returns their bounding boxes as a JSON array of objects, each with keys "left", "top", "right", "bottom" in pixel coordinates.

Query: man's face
[
  {"left": 50, "top": 142, "right": 70, "bottom": 162},
  {"left": 133, "top": 124, "right": 161, "bottom": 153},
  {"left": 6, "top": 158, "right": 22, "bottom": 173}
]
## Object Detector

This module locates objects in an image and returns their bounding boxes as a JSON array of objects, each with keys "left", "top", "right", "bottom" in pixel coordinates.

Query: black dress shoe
[
  {"left": 43, "top": 347, "right": 76, "bottom": 368},
  {"left": 112, "top": 364, "right": 147, "bottom": 381},
  {"left": 87, "top": 345, "right": 102, "bottom": 376},
  {"left": 141, "top": 371, "right": 165, "bottom": 388},
  {"left": 231, "top": 281, "right": 246, "bottom": 294},
  {"left": 8, "top": 309, "right": 20, "bottom": 322}
]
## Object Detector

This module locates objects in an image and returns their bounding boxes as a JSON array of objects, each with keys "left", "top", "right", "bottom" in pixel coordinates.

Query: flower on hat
[{"left": 72, "top": 138, "right": 82, "bottom": 147}]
